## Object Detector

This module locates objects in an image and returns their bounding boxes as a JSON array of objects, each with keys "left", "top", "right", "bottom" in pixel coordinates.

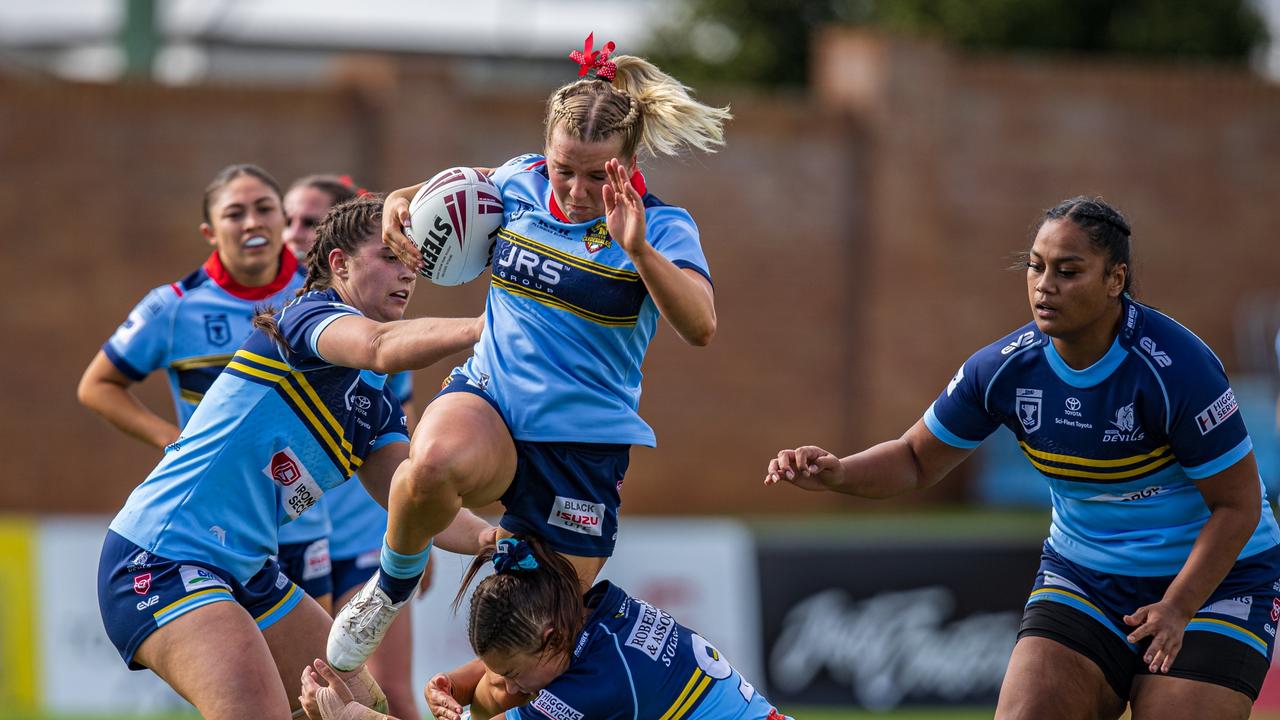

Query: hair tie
[
  {"left": 492, "top": 538, "right": 539, "bottom": 574},
  {"left": 569, "top": 32, "right": 617, "bottom": 82},
  {"left": 338, "top": 174, "right": 371, "bottom": 197}
]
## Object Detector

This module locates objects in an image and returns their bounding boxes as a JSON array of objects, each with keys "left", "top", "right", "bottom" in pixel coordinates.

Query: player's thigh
[
  {"left": 410, "top": 389, "right": 516, "bottom": 502},
  {"left": 1130, "top": 674, "right": 1250, "bottom": 720},
  {"left": 134, "top": 600, "right": 292, "bottom": 720},
  {"left": 995, "top": 636, "right": 1126, "bottom": 720},
  {"left": 260, "top": 591, "right": 333, "bottom": 706}
]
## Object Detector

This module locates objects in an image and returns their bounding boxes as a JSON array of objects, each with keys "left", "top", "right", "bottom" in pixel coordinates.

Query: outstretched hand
[
  {"left": 300, "top": 659, "right": 357, "bottom": 720},
  {"left": 1124, "top": 600, "right": 1191, "bottom": 673},
  {"left": 426, "top": 673, "right": 465, "bottom": 720},
  {"left": 765, "top": 446, "right": 845, "bottom": 491},
  {"left": 602, "top": 158, "right": 647, "bottom": 257}
]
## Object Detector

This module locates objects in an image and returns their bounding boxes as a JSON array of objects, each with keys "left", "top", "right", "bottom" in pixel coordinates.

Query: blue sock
[{"left": 377, "top": 538, "right": 431, "bottom": 604}]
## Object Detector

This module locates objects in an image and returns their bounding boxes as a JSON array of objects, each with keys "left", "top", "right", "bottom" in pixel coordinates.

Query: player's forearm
[
  {"left": 1162, "top": 504, "right": 1257, "bottom": 616},
  {"left": 835, "top": 439, "right": 929, "bottom": 498},
  {"left": 630, "top": 248, "right": 715, "bottom": 346},
  {"left": 369, "top": 317, "right": 481, "bottom": 374},
  {"left": 442, "top": 659, "right": 486, "bottom": 706},
  {"left": 78, "top": 381, "right": 179, "bottom": 450}
]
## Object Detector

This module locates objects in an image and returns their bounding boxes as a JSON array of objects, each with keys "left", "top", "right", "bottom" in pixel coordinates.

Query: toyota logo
[{"left": 1066, "top": 397, "right": 1082, "bottom": 411}]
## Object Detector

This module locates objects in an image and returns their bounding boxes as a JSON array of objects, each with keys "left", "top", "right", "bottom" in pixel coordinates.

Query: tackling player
[
  {"left": 95, "top": 196, "right": 493, "bottom": 719},
  {"left": 766, "top": 197, "right": 1280, "bottom": 720},
  {"left": 79, "top": 164, "right": 337, "bottom": 610},
  {"left": 300, "top": 535, "right": 791, "bottom": 720}
]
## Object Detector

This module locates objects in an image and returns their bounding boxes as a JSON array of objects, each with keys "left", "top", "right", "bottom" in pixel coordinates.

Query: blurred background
[{"left": 2, "top": 0, "right": 1280, "bottom": 717}]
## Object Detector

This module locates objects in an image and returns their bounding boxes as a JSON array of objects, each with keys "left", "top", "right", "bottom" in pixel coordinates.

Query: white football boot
[{"left": 326, "top": 571, "right": 408, "bottom": 671}]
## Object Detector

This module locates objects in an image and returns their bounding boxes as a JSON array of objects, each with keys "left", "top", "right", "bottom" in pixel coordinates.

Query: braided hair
[
  {"left": 1038, "top": 196, "right": 1134, "bottom": 295},
  {"left": 544, "top": 55, "right": 731, "bottom": 160},
  {"left": 250, "top": 195, "right": 384, "bottom": 346},
  {"left": 455, "top": 535, "right": 584, "bottom": 660}
]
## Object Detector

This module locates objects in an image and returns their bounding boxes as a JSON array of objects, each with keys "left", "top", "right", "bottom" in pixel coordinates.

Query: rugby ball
[{"left": 406, "top": 167, "right": 503, "bottom": 286}]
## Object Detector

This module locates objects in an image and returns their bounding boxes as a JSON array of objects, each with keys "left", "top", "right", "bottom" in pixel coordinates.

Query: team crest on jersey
[
  {"left": 204, "top": 313, "right": 231, "bottom": 346},
  {"left": 132, "top": 573, "right": 152, "bottom": 595},
  {"left": 1104, "top": 402, "right": 1145, "bottom": 442},
  {"left": 583, "top": 220, "right": 612, "bottom": 254},
  {"left": 1015, "top": 388, "right": 1042, "bottom": 433}
]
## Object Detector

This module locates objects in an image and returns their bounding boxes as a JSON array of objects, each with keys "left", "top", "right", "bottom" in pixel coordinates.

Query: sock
[{"left": 377, "top": 537, "right": 431, "bottom": 603}]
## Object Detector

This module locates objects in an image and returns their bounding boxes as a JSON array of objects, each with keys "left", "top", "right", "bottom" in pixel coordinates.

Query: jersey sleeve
[
  {"left": 490, "top": 153, "right": 543, "bottom": 192},
  {"left": 101, "top": 285, "right": 179, "bottom": 380},
  {"left": 647, "top": 207, "right": 711, "bottom": 283},
  {"left": 370, "top": 385, "right": 410, "bottom": 452},
  {"left": 387, "top": 371, "right": 414, "bottom": 405},
  {"left": 1163, "top": 343, "right": 1252, "bottom": 480},
  {"left": 923, "top": 350, "right": 1002, "bottom": 449},
  {"left": 277, "top": 299, "right": 360, "bottom": 366}
]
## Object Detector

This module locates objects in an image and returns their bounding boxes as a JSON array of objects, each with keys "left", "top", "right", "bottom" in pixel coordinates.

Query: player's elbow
[
  {"left": 682, "top": 316, "right": 716, "bottom": 347},
  {"left": 76, "top": 371, "right": 109, "bottom": 411}
]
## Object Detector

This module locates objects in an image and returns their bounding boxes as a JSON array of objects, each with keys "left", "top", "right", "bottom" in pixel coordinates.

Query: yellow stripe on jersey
[
  {"left": 1018, "top": 441, "right": 1173, "bottom": 469},
  {"left": 498, "top": 228, "right": 642, "bottom": 282},
  {"left": 179, "top": 388, "right": 205, "bottom": 404},
  {"left": 170, "top": 353, "right": 235, "bottom": 371},
  {"left": 1029, "top": 587, "right": 1107, "bottom": 616},
  {"left": 1189, "top": 618, "right": 1267, "bottom": 648},
  {"left": 289, "top": 370, "right": 356, "bottom": 457},
  {"left": 236, "top": 349, "right": 292, "bottom": 372},
  {"left": 1020, "top": 449, "right": 1175, "bottom": 481},
  {"left": 153, "top": 587, "right": 234, "bottom": 622},
  {"left": 493, "top": 276, "right": 639, "bottom": 327},
  {"left": 228, "top": 355, "right": 361, "bottom": 475},
  {"left": 255, "top": 584, "right": 301, "bottom": 623},
  {"left": 659, "top": 669, "right": 706, "bottom": 720}
]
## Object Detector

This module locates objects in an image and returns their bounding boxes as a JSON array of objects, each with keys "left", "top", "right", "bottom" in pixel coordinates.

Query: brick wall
[{"left": 4, "top": 31, "right": 1278, "bottom": 515}]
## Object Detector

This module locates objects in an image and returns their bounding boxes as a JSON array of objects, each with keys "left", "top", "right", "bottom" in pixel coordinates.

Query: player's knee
[{"left": 401, "top": 441, "right": 470, "bottom": 501}]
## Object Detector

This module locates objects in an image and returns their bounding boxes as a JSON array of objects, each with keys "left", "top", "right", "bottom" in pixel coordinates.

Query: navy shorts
[
  {"left": 274, "top": 537, "right": 333, "bottom": 600},
  {"left": 436, "top": 375, "right": 631, "bottom": 557},
  {"left": 98, "top": 530, "right": 305, "bottom": 670},
  {"left": 331, "top": 548, "right": 381, "bottom": 600},
  {"left": 1019, "top": 541, "right": 1280, "bottom": 700}
]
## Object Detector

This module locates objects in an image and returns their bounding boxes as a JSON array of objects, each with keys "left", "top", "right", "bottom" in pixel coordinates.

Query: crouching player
[
  {"left": 300, "top": 535, "right": 791, "bottom": 720},
  {"left": 96, "top": 196, "right": 495, "bottom": 719}
]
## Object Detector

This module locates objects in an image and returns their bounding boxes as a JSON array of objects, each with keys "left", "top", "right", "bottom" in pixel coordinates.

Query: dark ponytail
[
  {"left": 251, "top": 195, "right": 385, "bottom": 347},
  {"left": 455, "top": 535, "right": 584, "bottom": 659}
]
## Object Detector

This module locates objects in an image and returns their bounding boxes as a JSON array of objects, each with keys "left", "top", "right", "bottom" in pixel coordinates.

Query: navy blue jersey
[
  {"left": 509, "top": 582, "right": 781, "bottom": 720},
  {"left": 926, "top": 297, "right": 1280, "bottom": 575},
  {"left": 457, "top": 154, "right": 711, "bottom": 447},
  {"left": 109, "top": 289, "right": 408, "bottom": 582}
]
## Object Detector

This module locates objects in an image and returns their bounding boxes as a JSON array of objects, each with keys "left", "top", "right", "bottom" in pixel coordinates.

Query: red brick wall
[{"left": 5, "top": 33, "right": 1279, "bottom": 515}]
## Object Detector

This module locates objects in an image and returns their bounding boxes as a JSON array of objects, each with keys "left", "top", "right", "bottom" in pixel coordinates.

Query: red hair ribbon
[
  {"left": 338, "top": 174, "right": 371, "bottom": 197},
  {"left": 569, "top": 32, "right": 617, "bottom": 82}
]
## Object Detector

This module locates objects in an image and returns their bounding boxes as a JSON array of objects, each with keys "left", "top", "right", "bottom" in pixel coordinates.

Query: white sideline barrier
[{"left": 33, "top": 515, "right": 760, "bottom": 713}]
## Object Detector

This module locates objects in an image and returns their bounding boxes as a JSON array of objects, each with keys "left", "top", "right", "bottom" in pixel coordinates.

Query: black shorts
[
  {"left": 1018, "top": 541, "right": 1280, "bottom": 700},
  {"left": 435, "top": 375, "right": 631, "bottom": 557}
]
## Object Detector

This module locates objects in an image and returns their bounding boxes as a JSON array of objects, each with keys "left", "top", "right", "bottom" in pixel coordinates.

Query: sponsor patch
[
  {"left": 179, "top": 565, "right": 230, "bottom": 594},
  {"left": 547, "top": 496, "right": 603, "bottom": 536},
  {"left": 531, "top": 691, "right": 583, "bottom": 720},
  {"left": 625, "top": 601, "right": 677, "bottom": 662},
  {"left": 1199, "top": 596, "right": 1253, "bottom": 622},
  {"left": 1040, "top": 571, "right": 1086, "bottom": 596},
  {"left": 264, "top": 447, "right": 324, "bottom": 519},
  {"left": 302, "top": 538, "right": 331, "bottom": 581},
  {"left": 1195, "top": 388, "right": 1238, "bottom": 436}
]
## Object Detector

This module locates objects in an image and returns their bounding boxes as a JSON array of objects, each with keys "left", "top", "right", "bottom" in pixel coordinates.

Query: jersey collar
[
  {"left": 1043, "top": 334, "right": 1128, "bottom": 388},
  {"left": 202, "top": 248, "right": 298, "bottom": 301},
  {"left": 547, "top": 170, "right": 647, "bottom": 224}
]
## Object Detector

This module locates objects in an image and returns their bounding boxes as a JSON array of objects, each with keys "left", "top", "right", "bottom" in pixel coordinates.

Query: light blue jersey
[
  {"left": 326, "top": 371, "right": 413, "bottom": 560},
  {"left": 509, "top": 582, "right": 786, "bottom": 720},
  {"left": 101, "top": 250, "right": 331, "bottom": 544},
  {"left": 457, "top": 154, "right": 711, "bottom": 447},
  {"left": 927, "top": 296, "right": 1280, "bottom": 575},
  {"left": 108, "top": 289, "right": 408, "bottom": 582}
]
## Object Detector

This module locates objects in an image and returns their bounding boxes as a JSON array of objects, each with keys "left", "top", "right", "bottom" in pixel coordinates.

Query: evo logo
[
  {"left": 1139, "top": 337, "right": 1172, "bottom": 368},
  {"left": 1001, "top": 331, "right": 1036, "bottom": 355}
]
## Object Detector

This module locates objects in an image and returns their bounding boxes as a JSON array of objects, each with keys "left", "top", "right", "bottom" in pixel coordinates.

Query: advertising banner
[{"left": 758, "top": 539, "right": 1042, "bottom": 710}]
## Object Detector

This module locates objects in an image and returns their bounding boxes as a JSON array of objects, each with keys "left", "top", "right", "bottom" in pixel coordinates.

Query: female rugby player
[
  {"left": 766, "top": 197, "right": 1280, "bottom": 720},
  {"left": 96, "top": 196, "right": 493, "bottom": 720}
]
